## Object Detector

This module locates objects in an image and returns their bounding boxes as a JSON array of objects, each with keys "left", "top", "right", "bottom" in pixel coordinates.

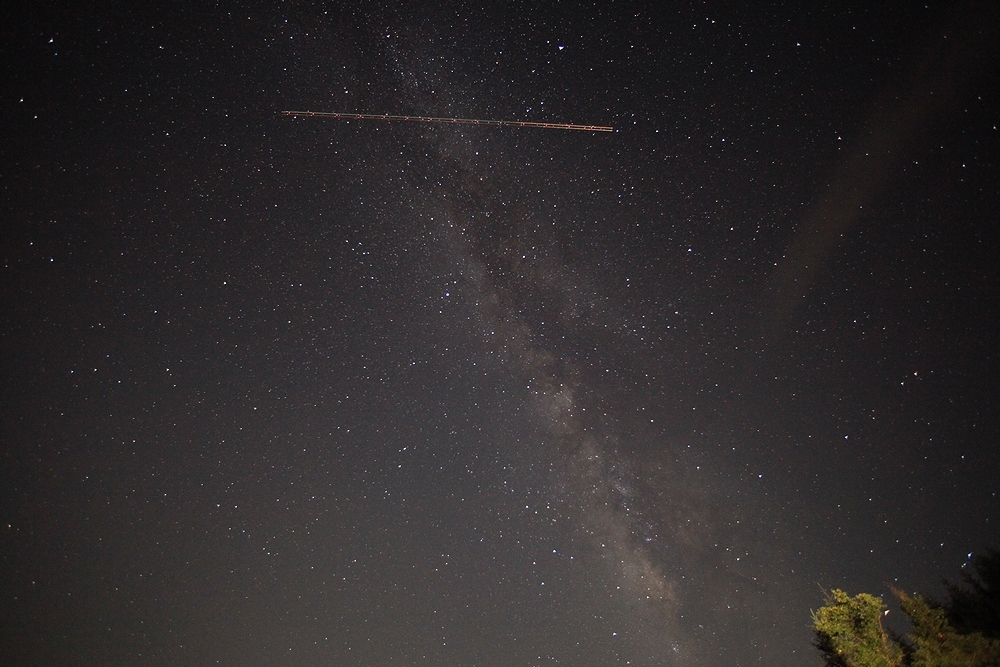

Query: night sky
[{"left": 3, "top": 3, "right": 1000, "bottom": 666}]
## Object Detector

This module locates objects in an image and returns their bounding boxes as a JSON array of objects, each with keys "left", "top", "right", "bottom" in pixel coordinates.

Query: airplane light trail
[{"left": 281, "top": 110, "right": 613, "bottom": 132}]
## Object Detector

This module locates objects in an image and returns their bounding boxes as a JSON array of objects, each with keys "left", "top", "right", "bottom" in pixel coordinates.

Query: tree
[
  {"left": 945, "top": 550, "right": 1000, "bottom": 639},
  {"left": 812, "top": 589, "right": 904, "bottom": 667},
  {"left": 897, "top": 590, "right": 1000, "bottom": 667},
  {"left": 812, "top": 551, "right": 1000, "bottom": 667}
]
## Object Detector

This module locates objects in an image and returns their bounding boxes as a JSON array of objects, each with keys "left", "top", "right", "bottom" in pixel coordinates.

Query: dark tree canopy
[{"left": 946, "top": 550, "right": 1000, "bottom": 639}]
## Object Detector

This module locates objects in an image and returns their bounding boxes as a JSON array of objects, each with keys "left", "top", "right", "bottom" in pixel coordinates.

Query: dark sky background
[{"left": 2, "top": 2, "right": 999, "bottom": 666}]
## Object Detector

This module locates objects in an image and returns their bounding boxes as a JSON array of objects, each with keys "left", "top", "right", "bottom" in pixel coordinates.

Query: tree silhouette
[{"left": 946, "top": 550, "right": 1000, "bottom": 639}]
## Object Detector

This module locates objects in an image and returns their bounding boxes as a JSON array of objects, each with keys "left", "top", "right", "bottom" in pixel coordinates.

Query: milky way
[
  {"left": 3, "top": 4, "right": 999, "bottom": 667},
  {"left": 341, "top": 40, "right": 775, "bottom": 659}
]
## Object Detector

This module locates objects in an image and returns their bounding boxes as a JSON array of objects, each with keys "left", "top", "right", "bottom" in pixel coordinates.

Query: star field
[{"left": 2, "top": 3, "right": 999, "bottom": 666}]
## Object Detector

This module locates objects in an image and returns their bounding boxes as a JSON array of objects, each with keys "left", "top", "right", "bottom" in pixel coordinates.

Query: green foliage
[
  {"left": 812, "top": 589, "right": 904, "bottom": 667},
  {"left": 898, "top": 591, "right": 1000, "bottom": 667},
  {"left": 811, "top": 552, "right": 1000, "bottom": 667}
]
